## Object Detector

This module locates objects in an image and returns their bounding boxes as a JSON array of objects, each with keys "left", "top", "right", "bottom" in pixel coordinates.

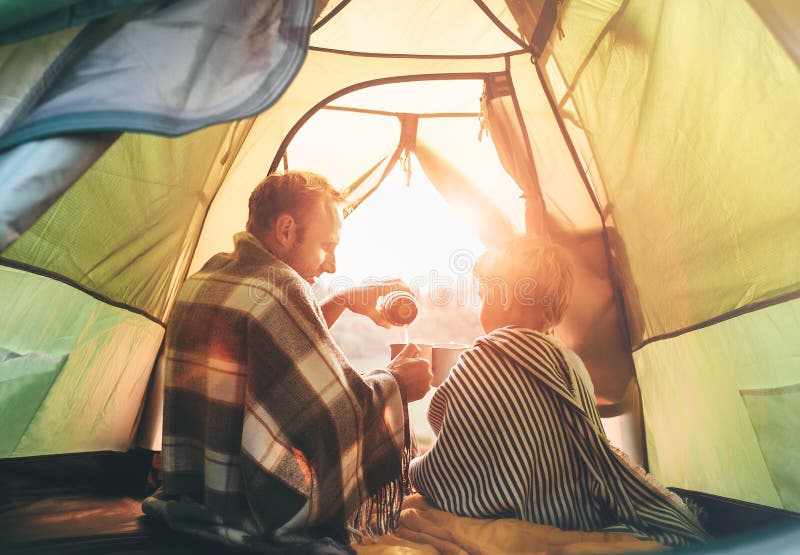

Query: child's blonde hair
[{"left": 474, "top": 237, "right": 574, "bottom": 331}]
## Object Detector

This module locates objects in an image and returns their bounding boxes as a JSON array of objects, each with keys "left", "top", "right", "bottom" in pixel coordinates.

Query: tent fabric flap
[
  {"left": 482, "top": 71, "right": 546, "bottom": 235},
  {"left": 0, "top": 133, "right": 118, "bottom": 251},
  {"left": 415, "top": 139, "right": 516, "bottom": 247},
  {"left": 0, "top": 0, "right": 315, "bottom": 151},
  {"left": 740, "top": 383, "right": 800, "bottom": 512},
  {"left": 547, "top": 0, "right": 800, "bottom": 347},
  {"left": 2, "top": 120, "right": 250, "bottom": 322},
  {"left": 635, "top": 297, "right": 800, "bottom": 511},
  {"left": 747, "top": 0, "right": 800, "bottom": 71},
  {"left": 0, "top": 25, "right": 82, "bottom": 134},
  {"left": 0, "top": 349, "right": 67, "bottom": 457},
  {"left": 0, "top": 265, "right": 162, "bottom": 456}
]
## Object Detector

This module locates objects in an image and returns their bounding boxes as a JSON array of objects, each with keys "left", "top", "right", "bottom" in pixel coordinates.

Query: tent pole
[
  {"left": 530, "top": 58, "right": 648, "bottom": 469},
  {"left": 504, "top": 56, "right": 547, "bottom": 236}
]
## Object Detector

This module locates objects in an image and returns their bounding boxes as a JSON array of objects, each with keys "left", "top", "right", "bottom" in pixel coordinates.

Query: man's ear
[{"left": 274, "top": 213, "right": 296, "bottom": 247}]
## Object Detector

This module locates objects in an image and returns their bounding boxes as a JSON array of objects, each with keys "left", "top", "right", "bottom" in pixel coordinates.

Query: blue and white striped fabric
[{"left": 409, "top": 326, "right": 710, "bottom": 547}]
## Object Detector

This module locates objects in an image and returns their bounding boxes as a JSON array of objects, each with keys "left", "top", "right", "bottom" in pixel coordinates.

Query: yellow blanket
[{"left": 355, "top": 495, "right": 667, "bottom": 555}]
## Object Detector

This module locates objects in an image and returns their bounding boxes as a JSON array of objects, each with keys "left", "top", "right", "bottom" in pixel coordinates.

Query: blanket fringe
[
  {"left": 349, "top": 439, "right": 412, "bottom": 543},
  {"left": 609, "top": 444, "right": 707, "bottom": 533}
]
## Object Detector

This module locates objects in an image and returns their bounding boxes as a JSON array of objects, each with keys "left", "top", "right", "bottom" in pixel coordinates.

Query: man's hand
[
  {"left": 387, "top": 343, "right": 432, "bottom": 403},
  {"left": 323, "top": 278, "right": 412, "bottom": 329}
]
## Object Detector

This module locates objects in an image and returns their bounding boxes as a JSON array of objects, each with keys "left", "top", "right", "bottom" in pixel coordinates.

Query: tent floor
[
  {"left": 1, "top": 451, "right": 798, "bottom": 554},
  {"left": 0, "top": 451, "right": 249, "bottom": 555}
]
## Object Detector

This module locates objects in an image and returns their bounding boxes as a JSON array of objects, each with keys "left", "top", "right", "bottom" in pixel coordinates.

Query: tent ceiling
[
  {"left": 285, "top": 108, "right": 527, "bottom": 232},
  {"left": 310, "top": 0, "right": 523, "bottom": 56},
  {"left": 327, "top": 79, "right": 486, "bottom": 114},
  {"left": 286, "top": 109, "right": 400, "bottom": 191}
]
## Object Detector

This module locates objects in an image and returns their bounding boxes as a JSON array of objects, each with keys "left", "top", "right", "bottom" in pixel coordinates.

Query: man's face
[{"left": 283, "top": 198, "right": 342, "bottom": 284}]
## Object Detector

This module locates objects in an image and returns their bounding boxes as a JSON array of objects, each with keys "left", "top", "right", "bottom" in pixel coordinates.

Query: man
[{"left": 145, "top": 171, "right": 431, "bottom": 549}]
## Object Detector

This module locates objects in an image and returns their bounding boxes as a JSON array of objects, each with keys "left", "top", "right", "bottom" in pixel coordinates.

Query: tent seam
[
  {"left": 311, "top": 0, "right": 352, "bottom": 33},
  {"left": 531, "top": 60, "right": 633, "bottom": 345},
  {"left": 555, "top": 0, "right": 631, "bottom": 110},
  {"left": 504, "top": 55, "right": 548, "bottom": 234},
  {"left": 307, "top": 45, "right": 528, "bottom": 60},
  {"left": 471, "top": 0, "right": 531, "bottom": 51},
  {"left": 173, "top": 118, "right": 258, "bottom": 322},
  {"left": 632, "top": 290, "right": 800, "bottom": 352},
  {"left": 322, "top": 106, "right": 479, "bottom": 118},
  {"left": 0, "top": 257, "right": 165, "bottom": 327}
]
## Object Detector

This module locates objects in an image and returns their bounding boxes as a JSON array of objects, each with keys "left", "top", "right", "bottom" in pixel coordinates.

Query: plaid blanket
[
  {"left": 149, "top": 232, "right": 409, "bottom": 547},
  {"left": 409, "top": 327, "right": 710, "bottom": 547}
]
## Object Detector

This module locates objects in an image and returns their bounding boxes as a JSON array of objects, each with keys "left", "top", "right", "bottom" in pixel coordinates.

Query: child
[{"left": 408, "top": 237, "right": 709, "bottom": 547}]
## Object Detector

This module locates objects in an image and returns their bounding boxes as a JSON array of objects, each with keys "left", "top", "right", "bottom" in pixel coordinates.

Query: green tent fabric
[
  {"left": 0, "top": 0, "right": 316, "bottom": 251},
  {"left": 0, "top": 25, "right": 83, "bottom": 133},
  {"left": 740, "top": 381, "right": 800, "bottom": 512},
  {"left": 0, "top": 133, "right": 118, "bottom": 248},
  {"left": 0, "top": 349, "right": 67, "bottom": 457},
  {"left": 2, "top": 121, "right": 252, "bottom": 321},
  {"left": 0, "top": 265, "right": 162, "bottom": 456},
  {"left": 0, "top": 0, "right": 797, "bottom": 541}
]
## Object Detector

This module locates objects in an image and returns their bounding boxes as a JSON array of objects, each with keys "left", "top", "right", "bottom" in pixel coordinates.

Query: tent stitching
[
  {"left": 0, "top": 257, "right": 165, "bottom": 327},
  {"left": 632, "top": 290, "right": 800, "bottom": 353}
]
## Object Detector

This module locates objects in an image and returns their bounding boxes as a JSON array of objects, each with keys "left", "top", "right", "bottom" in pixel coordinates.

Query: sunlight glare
[{"left": 318, "top": 157, "right": 486, "bottom": 291}]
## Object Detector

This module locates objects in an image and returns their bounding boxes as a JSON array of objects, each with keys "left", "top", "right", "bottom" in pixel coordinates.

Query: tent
[{"left": 1, "top": 0, "right": 798, "bottom": 552}]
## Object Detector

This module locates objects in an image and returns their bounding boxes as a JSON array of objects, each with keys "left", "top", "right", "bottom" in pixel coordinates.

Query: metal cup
[
  {"left": 389, "top": 343, "right": 432, "bottom": 362},
  {"left": 430, "top": 343, "right": 468, "bottom": 386}
]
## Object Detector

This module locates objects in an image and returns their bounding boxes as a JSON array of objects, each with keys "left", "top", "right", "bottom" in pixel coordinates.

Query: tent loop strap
[
  {"left": 344, "top": 146, "right": 403, "bottom": 216},
  {"left": 340, "top": 155, "right": 389, "bottom": 217},
  {"left": 344, "top": 113, "right": 420, "bottom": 215},
  {"left": 400, "top": 150, "right": 412, "bottom": 186},
  {"left": 397, "top": 113, "right": 419, "bottom": 186},
  {"left": 478, "top": 86, "right": 489, "bottom": 142}
]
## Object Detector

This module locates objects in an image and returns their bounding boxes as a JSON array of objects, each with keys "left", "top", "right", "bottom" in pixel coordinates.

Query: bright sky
[{"left": 317, "top": 156, "right": 486, "bottom": 292}]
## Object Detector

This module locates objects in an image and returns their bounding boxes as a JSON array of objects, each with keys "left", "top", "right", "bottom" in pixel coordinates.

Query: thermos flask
[{"left": 376, "top": 291, "right": 418, "bottom": 326}]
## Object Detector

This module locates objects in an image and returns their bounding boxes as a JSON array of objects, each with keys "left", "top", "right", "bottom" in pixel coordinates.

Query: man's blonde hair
[
  {"left": 474, "top": 237, "right": 574, "bottom": 330},
  {"left": 247, "top": 171, "right": 344, "bottom": 234}
]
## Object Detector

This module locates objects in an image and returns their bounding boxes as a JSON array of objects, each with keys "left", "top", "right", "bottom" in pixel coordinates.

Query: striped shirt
[{"left": 409, "top": 326, "right": 709, "bottom": 547}]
